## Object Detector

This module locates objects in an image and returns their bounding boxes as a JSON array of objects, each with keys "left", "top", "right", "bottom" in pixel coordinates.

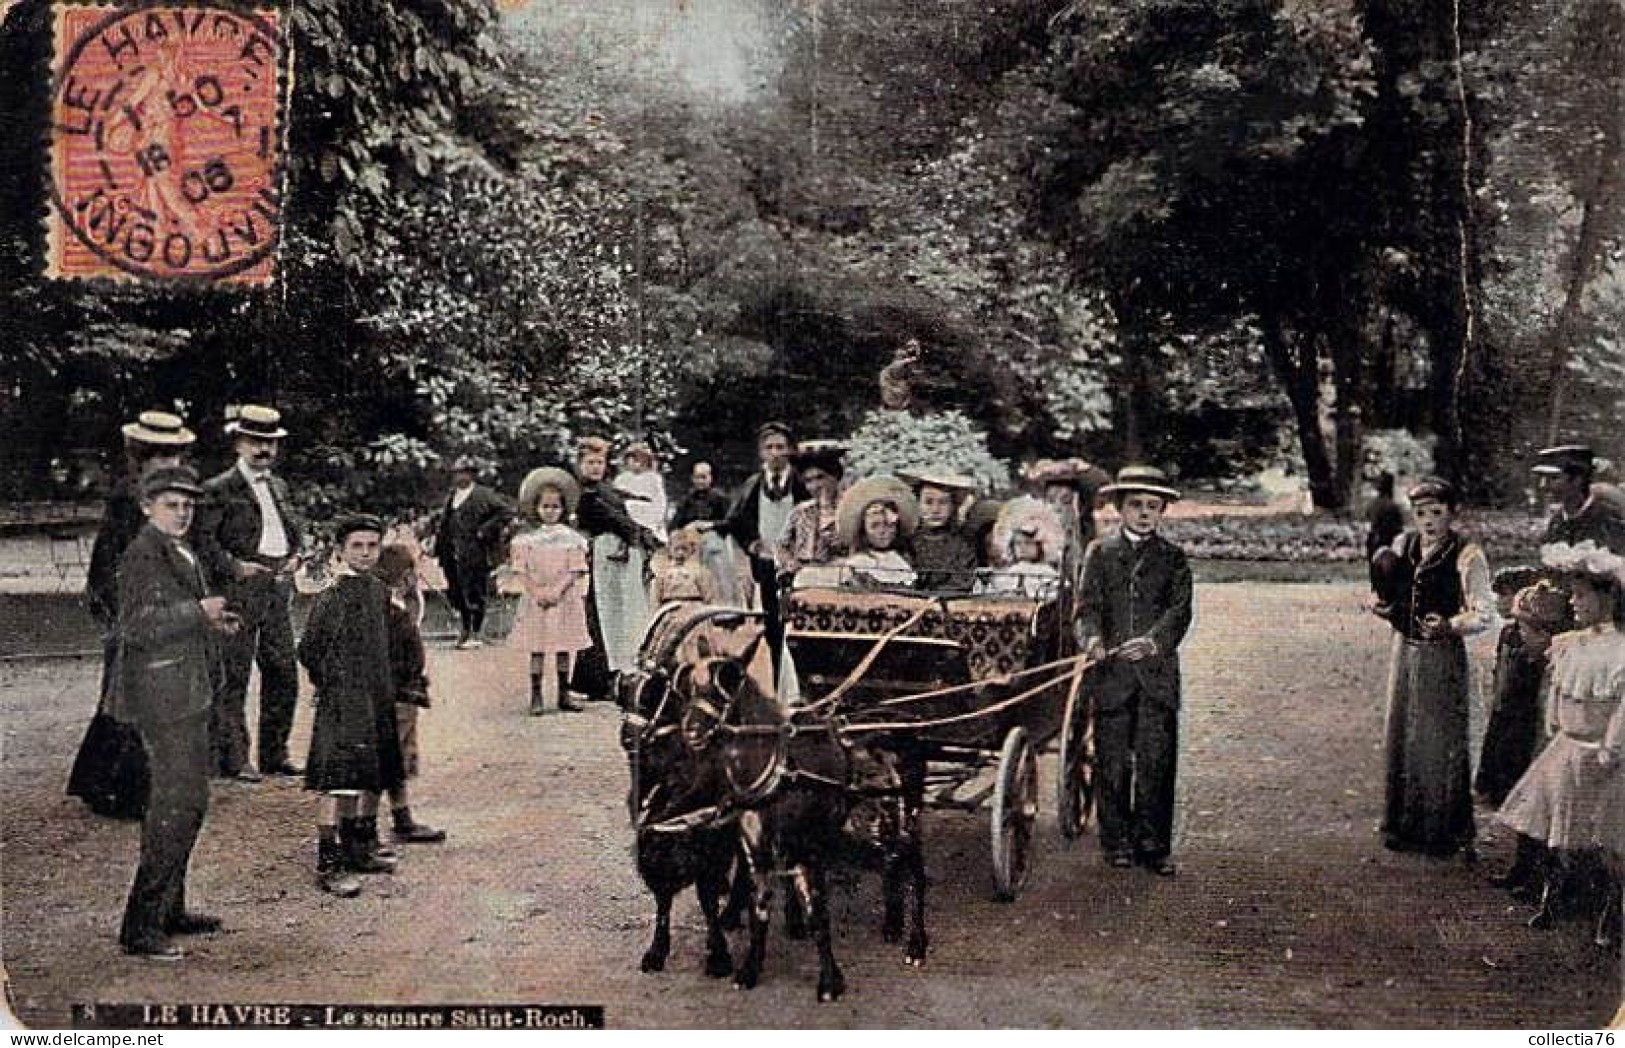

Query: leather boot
[
  {"left": 391, "top": 807, "right": 447, "bottom": 844},
  {"left": 318, "top": 838, "right": 362, "bottom": 897},
  {"left": 1493, "top": 834, "right": 1543, "bottom": 900},
  {"left": 530, "top": 674, "right": 545, "bottom": 716},
  {"left": 1529, "top": 855, "right": 1566, "bottom": 929},
  {"left": 559, "top": 666, "right": 585, "bottom": 712},
  {"left": 341, "top": 817, "right": 396, "bottom": 874},
  {"left": 364, "top": 815, "right": 398, "bottom": 860}
]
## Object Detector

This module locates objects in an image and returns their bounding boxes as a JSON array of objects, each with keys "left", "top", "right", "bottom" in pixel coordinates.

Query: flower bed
[{"left": 1151, "top": 510, "right": 1546, "bottom": 563}]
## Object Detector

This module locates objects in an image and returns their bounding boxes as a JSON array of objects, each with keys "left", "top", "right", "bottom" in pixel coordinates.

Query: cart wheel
[
  {"left": 991, "top": 726, "right": 1038, "bottom": 901},
  {"left": 1057, "top": 672, "right": 1094, "bottom": 840}
]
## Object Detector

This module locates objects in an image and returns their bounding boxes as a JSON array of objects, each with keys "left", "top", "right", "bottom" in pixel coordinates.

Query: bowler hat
[
  {"left": 335, "top": 513, "right": 386, "bottom": 542},
  {"left": 140, "top": 464, "right": 203, "bottom": 500},
  {"left": 121, "top": 410, "right": 196, "bottom": 447},
  {"left": 1532, "top": 444, "right": 1595, "bottom": 477},
  {"left": 226, "top": 404, "right": 288, "bottom": 440},
  {"left": 1099, "top": 465, "right": 1181, "bottom": 502}
]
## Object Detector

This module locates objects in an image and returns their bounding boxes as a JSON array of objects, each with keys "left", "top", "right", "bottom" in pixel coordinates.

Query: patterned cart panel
[{"left": 786, "top": 588, "right": 1049, "bottom": 681}]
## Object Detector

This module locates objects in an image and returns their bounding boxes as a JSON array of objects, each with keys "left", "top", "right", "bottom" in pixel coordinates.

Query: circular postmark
[{"left": 50, "top": 2, "right": 285, "bottom": 282}]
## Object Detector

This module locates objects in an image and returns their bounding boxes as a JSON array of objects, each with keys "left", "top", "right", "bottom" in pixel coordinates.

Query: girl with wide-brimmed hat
[
  {"left": 506, "top": 467, "right": 591, "bottom": 715},
  {"left": 831, "top": 476, "right": 919, "bottom": 589},
  {"left": 1372, "top": 477, "right": 1495, "bottom": 860},
  {"left": 1497, "top": 541, "right": 1625, "bottom": 936}
]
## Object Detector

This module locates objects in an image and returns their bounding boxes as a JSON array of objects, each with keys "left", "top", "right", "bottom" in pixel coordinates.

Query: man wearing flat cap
[
  {"left": 718, "top": 421, "right": 809, "bottom": 665},
  {"left": 192, "top": 405, "right": 306, "bottom": 782},
  {"left": 109, "top": 465, "right": 240, "bottom": 958},
  {"left": 1534, "top": 445, "right": 1625, "bottom": 553},
  {"left": 1075, "top": 465, "right": 1194, "bottom": 876},
  {"left": 69, "top": 411, "right": 196, "bottom": 820},
  {"left": 433, "top": 457, "right": 512, "bottom": 649}
]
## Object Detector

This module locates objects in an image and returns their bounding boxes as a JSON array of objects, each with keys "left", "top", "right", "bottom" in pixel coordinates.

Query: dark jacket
[
  {"left": 670, "top": 489, "right": 731, "bottom": 531},
  {"left": 434, "top": 484, "right": 511, "bottom": 573},
  {"left": 192, "top": 464, "right": 306, "bottom": 589},
  {"left": 106, "top": 525, "right": 216, "bottom": 728},
  {"left": 298, "top": 572, "right": 403, "bottom": 792},
  {"left": 1545, "top": 498, "right": 1625, "bottom": 553},
  {"left": 720, "top": 471, "right": 810, "bottom": 554},
  {"left": 386, "top": 601, "right": 430, "bottom": 708},
  {"left": 85, "top": 479, "right": 146, "bottom": 628},
  {"left": 576, "top": 479, "right": 660, "bottom": 549},
  {"left": 1075, "top": 530, "right": 1194, "bottom": 710},
  {"left": 1382, "top": 531, "right": 1467, "bottom": 641}
]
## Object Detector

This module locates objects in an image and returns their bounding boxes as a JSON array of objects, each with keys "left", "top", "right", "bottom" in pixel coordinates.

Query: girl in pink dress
[{"left": 507, "top": 470, "right": 591, "bottom": 716}]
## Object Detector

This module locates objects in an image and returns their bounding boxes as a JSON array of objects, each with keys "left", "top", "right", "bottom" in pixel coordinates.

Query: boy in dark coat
[
  {"left": 298, "top": 515, "right": 406, "bottom": 896},
  {"left": 1075, "top": 466, "right": 1194, "bottom": 876},
  {"left": 110, "top": 465, "right": 240, "bottom": 958}
]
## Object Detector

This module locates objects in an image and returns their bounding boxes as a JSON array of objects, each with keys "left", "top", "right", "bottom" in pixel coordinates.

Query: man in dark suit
[
  {"left": 1075, "top": 465, "right": 1194, "bottom": 877},
  {"left": 192, "top": 404, "right": 305, "bottom": 781},
  {"left": 718, "top": 422, "right": 809, "bottom": 666},
  {"left": 107, "top": 466, "right": 241, "bottom": 959},
  {"left": 433, "top": 458, "right": 512, "bottom": 649}
]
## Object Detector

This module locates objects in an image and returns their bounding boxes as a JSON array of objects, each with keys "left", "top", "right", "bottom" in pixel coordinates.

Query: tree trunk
[
  {"left": 1261, "top": 315, "right": 1338, "bottom": 510},
  {"left": 1544, "top": 172, "right": 1622, "bottom": 443}
]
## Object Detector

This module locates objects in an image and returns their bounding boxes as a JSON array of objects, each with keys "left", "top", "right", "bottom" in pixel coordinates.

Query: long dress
[
  {"left": 1500, "top": 624, "right": 1625, "bottom": 850},
  {"left": 506, "top": 525, "right": 592, "bottom": 656},
  {"left": 1378, "top": 530, "right": 1494, "bottom": 855},
  {"left": 66, "top": 479, "right": 151, "bottom": 818},
  {"left": 298, "top": 571, "right": 405, "bottom": 794},
  {"left": 1474, "top": 622, "right": 1548, "bottom": 806},
  {"left": 570, "top": 478, "right": 659, "bottom": 699}
]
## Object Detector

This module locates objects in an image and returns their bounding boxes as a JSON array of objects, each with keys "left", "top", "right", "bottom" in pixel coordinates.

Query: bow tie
[{"left": 763, "top": 476, "right": 789, "bottom": 501}]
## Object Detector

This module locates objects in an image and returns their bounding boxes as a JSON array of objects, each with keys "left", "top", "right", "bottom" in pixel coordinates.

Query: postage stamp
[{"left": 46, "top": 2, "right": 286, "bottom": 284}]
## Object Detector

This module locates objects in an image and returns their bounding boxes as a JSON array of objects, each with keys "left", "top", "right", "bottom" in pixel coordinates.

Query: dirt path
[{"left": 3, "top": 584, "right": 1618, "bottom": 1027}]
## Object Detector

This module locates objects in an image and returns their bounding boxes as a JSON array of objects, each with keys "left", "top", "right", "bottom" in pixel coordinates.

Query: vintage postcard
[{"left": 2, "top": 0, "right": 1624, "bottom": 1032}]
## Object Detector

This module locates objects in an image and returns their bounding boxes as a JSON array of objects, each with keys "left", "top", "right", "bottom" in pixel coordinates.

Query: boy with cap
[
  {"left": 297, "top": 514, "right": 407, "bottom": 896},
  {"left": 1075, "top": 466, "right": 1193, "bottom": 876},
  {"left": 110, "top": 465, "right": 240, "bottom": 958}
]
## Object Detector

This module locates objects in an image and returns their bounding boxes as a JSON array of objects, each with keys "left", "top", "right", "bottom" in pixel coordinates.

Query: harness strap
[{"left": 795, "top": 602, "right": 936, "bottom": 716}]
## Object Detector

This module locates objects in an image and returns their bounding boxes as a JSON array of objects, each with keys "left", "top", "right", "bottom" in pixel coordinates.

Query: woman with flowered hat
[
  {"left": 1498, "top": 540, "right": 1625, "bottom": 933},
  {"left": 1372, "top": 477, "right": 1495, "bottom": 860},
  {"left": 981, "top": 496, "right": 1065, "bottom": 600},
  {"left": 68, "top": 410, "right": 196, "bottom": 821}
]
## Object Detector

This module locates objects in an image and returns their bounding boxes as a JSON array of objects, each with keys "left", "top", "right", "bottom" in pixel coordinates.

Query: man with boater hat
[
  {"left": 1075, "top": 465, "right": 1194, "bottom": 876},
  {"left": 192, "top": 404, "right": 306, "bottom": 782},
  {"left": 109, "top": 465, "right": 240, "bottom": 958}
]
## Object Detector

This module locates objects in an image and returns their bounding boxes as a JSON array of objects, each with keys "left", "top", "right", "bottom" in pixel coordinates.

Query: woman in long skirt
[
  {"left": 1372, "top": 477, "right": 1494, "bottom": 858},
  {"left": 569, "top": 438, "right": 662, "bottom": 701}
]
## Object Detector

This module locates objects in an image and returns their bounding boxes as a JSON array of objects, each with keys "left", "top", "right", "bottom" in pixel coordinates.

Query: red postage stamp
[{"left": 47, "top": 2, "right": 287, "bottom": 285}]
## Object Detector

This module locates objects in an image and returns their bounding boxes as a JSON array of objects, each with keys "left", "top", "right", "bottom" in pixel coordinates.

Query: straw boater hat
[
  {"left": 898, "top": 469, "right": 978, "bottom": 496},
  {"left": 139, "top": 464, "right": 203, "bottom": 500},
  {"left": 836, "top": 475, "right": 919, "bottom": 550},
  {"left": 1532, "top": 445, "right": 1595, "bottom": 477},
  {"left": 225, "top": 404, "right": 288, "bottom": 440},
  {"left": 1099, "top": 465, "right": 1181, "bottom": 502},
  {"left": 122, "top": 410, "right": 196, "bottom": 447},
  {"left": 518, "top": 466, "right": 581, "bottom": 518}
]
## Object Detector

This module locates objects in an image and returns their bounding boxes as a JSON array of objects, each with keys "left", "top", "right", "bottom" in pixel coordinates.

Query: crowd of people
[
  {"left": 63, "top": 393, "right": 1625, "bottom": 963},
  {"left": 1367, "top": 444, "right": 1625, "bottom": 947}
]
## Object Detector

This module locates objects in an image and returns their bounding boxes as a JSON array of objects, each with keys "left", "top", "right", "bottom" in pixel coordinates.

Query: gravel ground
[{"left": 2, "top": 583, "right": 1619, "bottom": 1028}]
